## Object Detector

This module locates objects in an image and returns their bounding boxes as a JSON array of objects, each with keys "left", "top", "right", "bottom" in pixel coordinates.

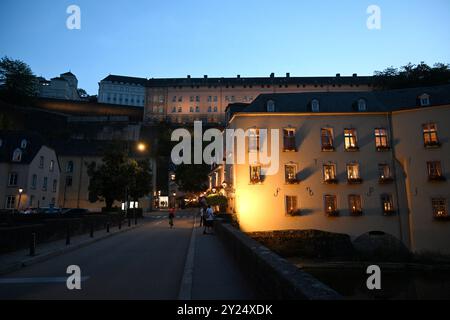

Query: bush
[{"left": 206, "top": 194, "right": 228, "bottom": 212}]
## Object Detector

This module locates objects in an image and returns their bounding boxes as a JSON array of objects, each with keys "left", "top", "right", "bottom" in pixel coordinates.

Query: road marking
[
  {"left": 0, "top": 276, "right": 90, "bottom": 284},
  {"left": 178, "top": 215, "right": 196, "bottom": 300}
]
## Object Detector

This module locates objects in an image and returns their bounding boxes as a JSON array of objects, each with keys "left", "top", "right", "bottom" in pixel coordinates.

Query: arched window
[
  {"left": 12, "top": 148, "right": 22, "bottom": 162},
  {"left": 21, "top": 139, "right": 27, "bottom": 149},
  {"left": 357, "top": 99, "right": 367, "bottom": 111},
  {"left": 311, "top": 99, "right": 320, "bottom": 112},
  {"left": 266, "top": 100, "right": 275, "bottom": 112}
]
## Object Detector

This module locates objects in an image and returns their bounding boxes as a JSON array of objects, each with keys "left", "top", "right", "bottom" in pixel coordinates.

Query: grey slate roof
[
  {"left": 236, "top": 84, "right": 450, "bottom": 114},
  {"left": 101, "top": 75, "right": 147, "bottom": 86},
  {"left": 0, "top": 131, "right": 47, "bottom": 164}
]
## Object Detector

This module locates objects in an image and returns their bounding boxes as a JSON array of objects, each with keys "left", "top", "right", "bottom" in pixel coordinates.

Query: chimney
[
  {"left": 336, "top": 73, "right": 341, "bottom": 77},
  {"left": 204, "top": 75, "right": 208, "bottom": 79},
  {"left": 352, "top": 73, "right": 358, "bottom": 77},
  {"left": 286, "top": 73, "right": 290, "bottom": 78},
  {"left": 237, "top": 75, "right": 241, "bottom": 78},
  {"left": 270, "top": 73, "right": 275, "bottom": 78},
  {"left": 187, "top": 75, "right": 191, "bottom": 79}
]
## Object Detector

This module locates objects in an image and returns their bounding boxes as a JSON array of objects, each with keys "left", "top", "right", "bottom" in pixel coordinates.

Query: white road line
[{"left": 0, "top": 276, "right": 90, "bottom": 284}]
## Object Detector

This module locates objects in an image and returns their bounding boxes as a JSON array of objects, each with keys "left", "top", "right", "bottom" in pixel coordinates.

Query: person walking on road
[
  {"left": 169, "top": 207, "right": 175, "bottom": 229},
  {"left": 199, "top": 206, "right": 204, "bottom": 227},
  {"left": 203, "top": 205, "right": 214, "bottom": 235}
]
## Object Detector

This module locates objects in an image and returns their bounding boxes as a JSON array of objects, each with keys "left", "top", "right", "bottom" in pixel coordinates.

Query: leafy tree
[
  {"left": 0, "top": 56, "right": 37, "bottom": 101},
  {"left": 174, "top": 163, "right": 210, "bottom": 193},
  {"left": 77, "top": 88, "right": 88, "bottom": 98},
  {"left": 87, "top": 143, "right": 152, "bottom": 210},
  {"left": 374, "top": 62, "right": 450, "bottom": 89}
]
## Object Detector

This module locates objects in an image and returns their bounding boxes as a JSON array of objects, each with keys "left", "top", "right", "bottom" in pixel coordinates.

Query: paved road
[{"left": 0, "top": 213, "right": 195, "bottom": 300}]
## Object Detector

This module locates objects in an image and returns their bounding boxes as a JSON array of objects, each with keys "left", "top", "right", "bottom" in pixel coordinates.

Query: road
[{"left": 0, "top": 212, "right": 195, "bottom": 300}]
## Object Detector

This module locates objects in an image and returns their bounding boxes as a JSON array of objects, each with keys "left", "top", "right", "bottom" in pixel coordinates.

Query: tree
[
  {"left": 77, "top": 88, "right": 88, "bottom": 99},
  {"left": 374, "top": 62, "right": 450, "bottom": 89},
  {"left": 174, "top": 163, "right": 210, "bottom": 193},
  {"left": 0, "top": 56, "right": 37, "bottom": 101},
  {"left": 87, "top": 143, "right": 152, "bottom": 210}
]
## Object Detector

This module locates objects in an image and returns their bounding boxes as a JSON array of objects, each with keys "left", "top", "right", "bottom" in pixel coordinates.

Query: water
[{"left": 305, "top": 268, "right": 450, "bottom": 300}]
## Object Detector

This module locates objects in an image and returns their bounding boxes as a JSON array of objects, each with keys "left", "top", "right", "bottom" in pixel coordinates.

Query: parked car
[{"left": 62, "top": 208, "right": 90, "bottom": 215}]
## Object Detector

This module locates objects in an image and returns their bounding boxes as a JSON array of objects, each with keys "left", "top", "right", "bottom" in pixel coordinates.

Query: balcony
[
  {"left": 428, "top": 175, "right": 446, "bottom": 182},
  {"left": 287, "top": 209, "right": 302, "bottom": 217},
  {"left": 424, "top": 141, "right": 441, "bottom": 149},
  {"left": 324, "top": 178, "right": 339, "bottom": 185},
  {"left": 285, "top": 177, "right": 300, "bottom": 185},
  {"left": 326, "top": 210, "right": 339, "bottom": 217},
  {"left": 345, "top": 146, "right": 359, "bottom": 152},
  {"left": 434, "top": 212, "right": 450, "bottom": 221},
  {"left": 379, "top": 177, "right": 394, "bottom": 184},
  {"left": 376, "top": 145, "right": 390, "bottom": 152},
  {"left": 347, "top": 178, "right": 363, "bottom": 185},
  {"left": 321, "top": 144, "right": 335, "bottom": 152},
  {"left": 383, "top": 209, "right": 396, "bottom": 216}
]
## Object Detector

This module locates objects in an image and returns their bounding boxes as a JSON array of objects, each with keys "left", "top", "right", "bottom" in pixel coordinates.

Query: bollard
[
  {"left": 90, "top": 223, "right": 94, "bottom": 238},
  {"left": 66, "top": 225, "right": 71, "bottom": 245},
  {"left": 106, "top": 223, "right": 110, "bottom": 233},
  {"left": 29, "top": 232, "right": 36, "bottom": 256}
]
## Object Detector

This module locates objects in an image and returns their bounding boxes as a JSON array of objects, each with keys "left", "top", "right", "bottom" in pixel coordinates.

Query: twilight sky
[{"left": 0, "top": 0, "right": 449, "bottom": 95}]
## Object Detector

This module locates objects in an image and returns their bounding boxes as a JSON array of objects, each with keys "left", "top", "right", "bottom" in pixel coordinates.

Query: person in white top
[{"left": 204, "top": 205, "right": 214, "bottom": 235}]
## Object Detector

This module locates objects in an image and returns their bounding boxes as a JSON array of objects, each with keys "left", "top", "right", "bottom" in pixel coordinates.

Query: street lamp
[
  {"left": 17, "top": 188, "right": 24, "bottom": 213},
  {"left": 137, "top": 142, "right": 147, "bottom": 152}
]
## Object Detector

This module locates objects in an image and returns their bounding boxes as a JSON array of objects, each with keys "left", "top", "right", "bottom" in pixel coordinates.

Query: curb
[
  {"left": 178, "top": 215, "right": 197, "bottom": 300},
  {"left": 0, "top": 223, "right": 143, "bottom": 276}
]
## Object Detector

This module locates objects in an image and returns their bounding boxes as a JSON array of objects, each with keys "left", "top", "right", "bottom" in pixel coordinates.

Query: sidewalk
[
  {"left": 189, "top": 221, "right": 259, "bottom": 300},
  {"left": 0, "top": 222, "right": 142, "bottom": 275}
]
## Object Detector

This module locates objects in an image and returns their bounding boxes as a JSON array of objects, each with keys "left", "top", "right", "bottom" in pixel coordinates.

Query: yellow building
[{"left": 220, "top": 85, "right": 450, "bottom": 254}]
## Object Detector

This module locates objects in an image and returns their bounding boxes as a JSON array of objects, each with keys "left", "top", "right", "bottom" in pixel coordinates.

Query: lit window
[
  {"left": 286, "top": 196, "right": 299, "bottom": 216},
  {"left": 321, "top": 128, "right": 334, "bottom": 151},
  {"left": 432, "top": 198, "right": 448, "bottom": 219},
  {"left": 375, "top": 128, "right": 389, "bottom": 150},
  {"left": 427, "top": 161, "right": 445, "bottom": 181},
  {"left": 347, "top": 163, "right": 362, "bottom": 183},
  {"left": 381, "top": 194, "right": 395, "bottom": 215},
  {"left": 12, "top": 149, "right": 22, "bottom": 162},
  {"left": 20, "top": 139, "right": 27, "bottom": 149},
  {"left": 378, "top": 164, "right": 393, "bottom": 183},
  {"left": 8, "top": 173, "right": 18, "bottom": 186},
  {"left": 285, "top": 164, "right": 298, "bottom": 184},
  {"left": 283, "top": 128, "right": 296, "bottom": 151},
  {"left": 344, "top": 129, "right": 358, "bottom": 151},
  {"left": 423, "top": 123, "right": 440, "bottom": 147},
  {"left": 323, "top": 163, "right": 337, "bottom": 183},
  {"left": 248, "top": 128, "right": 260, "bottom": 153},
  {"left": 324, "top": 195, "right": 338, "bottom": 216},
  {"left": 348, "top": 195, "right": 362, "bottom": 215},
  {"left": 49, "top": 160, "right": 54, "bottom": 172},
  {"left": 249, "top": 165, "right": 262, "bottom": 184},
  {"left": 311, "top": 99, "right": 320, "bottom": 112},
  {"left": 267, "top": 100, "right": 275, "bottom": 112}
]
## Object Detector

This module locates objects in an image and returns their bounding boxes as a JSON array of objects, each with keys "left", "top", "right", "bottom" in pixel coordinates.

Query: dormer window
[
  {"left": 357, "top": 99, "right": 367, "bottom": 111},
  {"left": 419, "top": 94, "right": 430, "bottom": 106},
  {"left": 12, "top": 149, "right": 22, "bottom": 162},
  {"left": 311, "top": 99, "right": 320, "bottom": 112},
  {"left": 21, "top": 139, "right": 27, "bottom": 149},
  {"left": 267, "top": 100, "right": 275, "bottom": 112}
]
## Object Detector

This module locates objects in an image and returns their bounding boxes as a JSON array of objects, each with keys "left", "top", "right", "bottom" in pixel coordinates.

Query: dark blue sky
[{"left": 1, "top": 0, "right": 449, "bottom": 95}]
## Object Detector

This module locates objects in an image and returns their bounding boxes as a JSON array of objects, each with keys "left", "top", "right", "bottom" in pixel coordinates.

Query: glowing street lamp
[
  {"left": 137, "top": 142, "right": 147, "bottom": 152},
  {"left": 17, "top": 188, "right": 24, "bottom": 213}
]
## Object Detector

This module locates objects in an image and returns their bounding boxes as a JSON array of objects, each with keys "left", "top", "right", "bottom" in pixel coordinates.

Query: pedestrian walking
[
  {"left": 203, "top": 205, "right": 214, "bottom": 235},
  {"left": 169, "top": 207, "right": 175, "bottom": 229},
  {"left": 199, "top": 206, "right": 204, "bottom": 227}
]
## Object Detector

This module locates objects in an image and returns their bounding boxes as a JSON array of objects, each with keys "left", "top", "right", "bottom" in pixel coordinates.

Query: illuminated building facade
[{"left": 220, "top": 85, "right": 450, "bottom": 254}]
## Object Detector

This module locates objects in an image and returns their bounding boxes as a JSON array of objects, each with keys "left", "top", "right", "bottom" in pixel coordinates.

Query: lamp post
[
  {"left": 125, "top": 141, "right": 147, "bottom": 223},
  {"left": 17, "top": 188, "right": 24, "bottom": 214}
]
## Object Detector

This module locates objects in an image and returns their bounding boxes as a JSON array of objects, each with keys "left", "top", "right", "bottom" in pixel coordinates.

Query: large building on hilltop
[
  {"left": 97, "top": 73, "right": 374, "bottom": 125},
  {"left": 37, "top": 72, "right": 82, "bottom": 101},
  {"left": 212, "top": 84, "right": 450, "bottom": 254}
]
